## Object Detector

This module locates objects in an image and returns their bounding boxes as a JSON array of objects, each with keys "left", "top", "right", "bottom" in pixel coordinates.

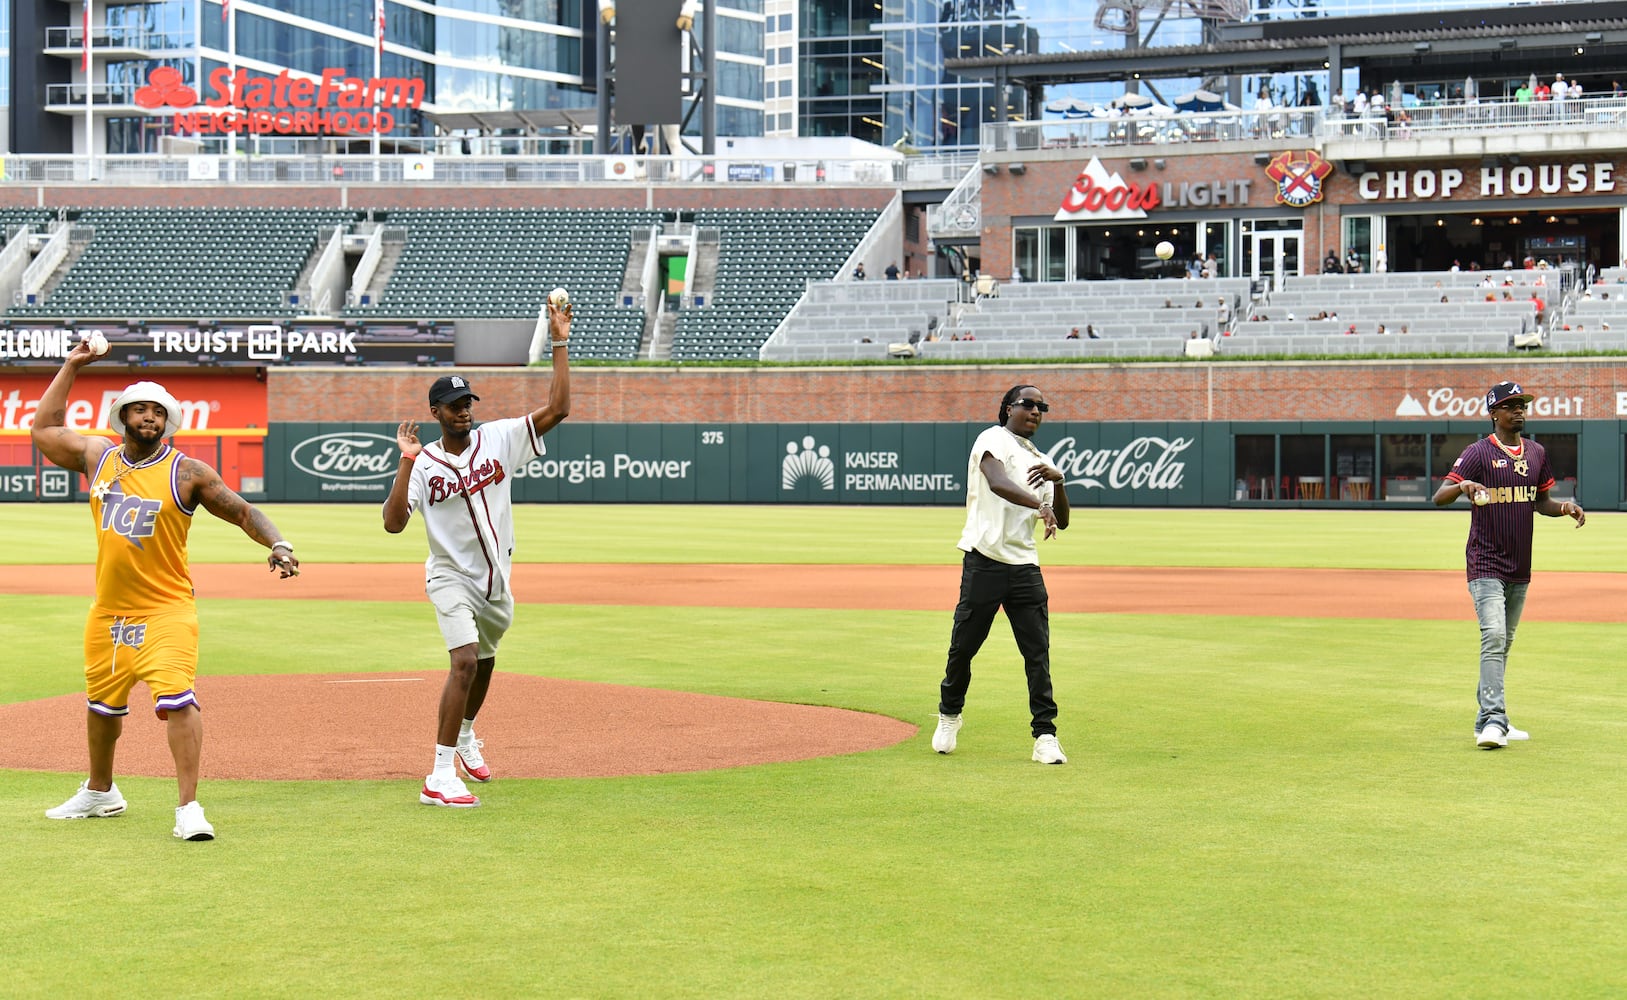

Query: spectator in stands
[
  {"left": 1066, "top": 327, "right": 1080, "bottom": 340},
  {"left": 1217, "top": 297, "right": 1232, "bottom": 326},
  {"left": 1530, "top": 292, "right": 1545, "bottom": 319},
  {"left": 1523, "top": 255, "right": 1536, "bottom": 270},
  {"left": 885, "top": 261, "right": 900, "bottom": 280},
  {"left": 1010, "top": 266, "right": 1023, "bottom": 283},
  {"left": 1086, "top": 325, "right": 1100, "bottom": 339},
  {"left": 963, "top": 332, "right": 975, "bottom": 341},
  {"left": 1479, "top": 275, "right": 1495, "bottom": 288},
  {"left": 1376, "top": 323, "right": 1388, "bottom": 335},
  {"left": 1450, "top": 260, "right": 1461, "bottom": 272},
  {"left": 1502, "top": 291, "right": 1514, "bottom": 301},
  {"left": 1163, "top": 299, "right": 1176, "bottom": 309},
  {"left": 1374, "top": 244, "right": 1389, "bottom": 273},
  {"left": 1401, "top": 324, "right": 1410, "bottom": 335},
  {"left": 1441, "top": 295, "right": 1450, "bottom": 303},
  {"left": 1346, "top": 250, "right": 1362, "bottom": 273},
  {"left": 1187, "top": 254, "right": 1203, "bottom": 279},
  {"left": 1486, "top": 292, "right": 1498, "bottom": 302},
  {"left": 854, "top": 262, "right": 867, "bottom": 280},
  {"left": 1323, "top": 250, "right": 1342, "bottom": 274},
  {"left": 1202, "top": 253, "right": 1218, "bottom": 278},
  {"left": 1552, "top": 74, "right": 1568, "bottom": 119}
]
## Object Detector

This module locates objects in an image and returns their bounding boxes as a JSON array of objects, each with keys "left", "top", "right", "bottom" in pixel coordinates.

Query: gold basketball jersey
[{"left": 88, "top": 444, "right": 195, "bottom": 614}]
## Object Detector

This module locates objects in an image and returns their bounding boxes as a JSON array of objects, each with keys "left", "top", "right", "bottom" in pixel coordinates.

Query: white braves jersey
[
  {"left": 404, "top": 415, "right": 543, "bottom": 600},
  {"left": 958, "top": 425, "right": 1054, "bottom": 566}
]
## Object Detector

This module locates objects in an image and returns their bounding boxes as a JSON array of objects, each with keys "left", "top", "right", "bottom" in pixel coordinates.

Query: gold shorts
[{"left": 83, "top": 605, "right": 200, "bottom": 719}]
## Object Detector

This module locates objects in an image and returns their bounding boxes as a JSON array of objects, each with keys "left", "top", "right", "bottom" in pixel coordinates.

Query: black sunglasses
[{"left": 1011, "top": 399, "right": 1050, "bottom": 413}]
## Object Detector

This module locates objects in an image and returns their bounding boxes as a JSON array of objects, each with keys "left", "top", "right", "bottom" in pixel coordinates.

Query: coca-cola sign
[
  {"left": 289, "top": 432, "right": 399, "bottom": 481},
  {"left": 1043, "top": 435, "right": 1192, "bottom": 491},
  {"left": 1055, "top": 157, "right": 1160, "bottom": 222}
]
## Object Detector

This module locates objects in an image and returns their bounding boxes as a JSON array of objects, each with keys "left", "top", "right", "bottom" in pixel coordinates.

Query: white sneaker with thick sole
[
  {"left": 420, "top": 771, "right": 480, "bottom": 807},
  {"left": 173, "top": 801, "right": 215, "bottom": 841},
  {"left": 931, "top": 714, "right": 962, "bottom": 754},
  {"left": 46, "top": 780, "right": 127, "bottom": 820},
  {"left": 1476, "top": 724, "right": 1508, "bottom": 749},
  {"left": 1475, "top": 725, "right": 1529, "bottom": 742},
  {"left": 456, "top": 737, "right": 491, "bottom": 782},
  {"left": 1032, "top": 734, "right": 1068, "bottom": 764}
]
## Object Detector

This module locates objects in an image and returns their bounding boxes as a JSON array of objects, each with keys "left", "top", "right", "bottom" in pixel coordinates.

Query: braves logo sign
[
  {"left": 427, "top": 458, "right": 506, "bottom": 506},
  {"left": 1264, "top": 150, "right": 1334, "bottom": 207}
]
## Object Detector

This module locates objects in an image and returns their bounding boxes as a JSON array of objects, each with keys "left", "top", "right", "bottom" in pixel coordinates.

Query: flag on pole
[
  {"left": 81, "top": 0, "right": 91, "bottom": 72},
  {"left": 222, "top": 0, "right": 230, "bottom": 23},
  {"left": 376, "top": 0, "right": 386, "bottom": 57}
]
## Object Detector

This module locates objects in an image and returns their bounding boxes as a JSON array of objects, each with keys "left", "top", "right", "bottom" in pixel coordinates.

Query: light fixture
[
  {"left": 1472, "top": 217, "right": 1484, "bottom": 226},
  {"left": 1137, "top": 229, "right": 1145, "bottom": 237},
  {"left": 1586, "top": 31, "right": 1603, "bottom": 43},
  {"left": 1499, "top": 38, "right": 1517, "bottom": 49},
  {"left": 1253, "top": 152, "right": 1271, "bottom": 165},
  {"left": 1436, "top": 219, "right": 1445, "bottom": 227},
  {"left": 1323, "top": 60, "right": 1330, "bottom": 69},
  {"left": 1154, "top": 158, "right": 1166, "bottom": 169},
  {"left": 1546, "top": 215, "right": 1558, "bottom": 223},
  {"left": 982, "top": 162, "right": 999, "bottom": 175},
  {"left": 1129, "top": 157, "right": 1147, "bottom": 170},
  {"left": 1509, "top": 216, "right": 1522, "bottom": 225},
  {"left": 1414, "top": 42, "right": 1431, "bottom": 52},
  {"left": 1576, "top": 47, "right": 1586, "bottom": 56},
  {"left": 1007, "top": 162, "right": 1026, "bottom": 175}
]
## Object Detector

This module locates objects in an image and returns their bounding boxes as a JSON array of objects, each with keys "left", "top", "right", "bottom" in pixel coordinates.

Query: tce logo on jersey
[
  {"left": 99, "top": 486, "right": 163, "bottom": 548},
  {"left": 109, "top": 623, "right": 148, "bottom": 648}
]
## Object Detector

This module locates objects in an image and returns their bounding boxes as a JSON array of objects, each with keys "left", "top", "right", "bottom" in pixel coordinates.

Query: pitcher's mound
[{"left": 2, "top": 672, "right": 917, "bottom": 780}]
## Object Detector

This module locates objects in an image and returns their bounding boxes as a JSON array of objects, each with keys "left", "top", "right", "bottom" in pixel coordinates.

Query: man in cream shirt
[{"left": 931, "top": 385, "right": 1072, "bottom": 764}]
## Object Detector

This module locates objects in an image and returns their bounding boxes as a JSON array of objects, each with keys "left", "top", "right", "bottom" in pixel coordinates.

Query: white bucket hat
[{"left": 109, "top": 380, "right": 183, "bottom": 438}]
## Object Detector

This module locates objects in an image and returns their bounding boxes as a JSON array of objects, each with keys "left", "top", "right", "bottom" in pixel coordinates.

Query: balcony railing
[
  {"left": 44, "top": 26, "right": 188, "bottom": 51},
  {"left": 45, "top": 83, "right": 142, "bottom": 107},
  {"left": 984, "top": 95, "right": 1627, "bottom": 153}
]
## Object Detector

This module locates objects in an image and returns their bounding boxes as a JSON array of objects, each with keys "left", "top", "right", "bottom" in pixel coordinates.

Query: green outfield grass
[
  {"left": 3, "top": 505, "right": 1625, "bottom": 998},
  {"left": 2, "top": 502, "right": 1622, "bottom": 570}
]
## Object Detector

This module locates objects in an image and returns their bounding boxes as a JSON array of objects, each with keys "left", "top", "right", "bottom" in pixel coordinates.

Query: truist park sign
[{"left": 135, "top": 66, "right": 425, "bottom": 135}]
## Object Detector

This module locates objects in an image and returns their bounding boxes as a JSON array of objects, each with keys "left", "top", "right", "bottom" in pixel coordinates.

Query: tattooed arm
[
  {"left": 31, "top": 339, "right": 112, "bottom": 474},
  {"left": 179, "top": 457, "right": 301, "bottom": 578}
]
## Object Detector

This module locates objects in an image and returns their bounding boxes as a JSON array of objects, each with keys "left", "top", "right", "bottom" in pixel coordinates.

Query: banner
[
  {"left": 0, "top": 372, "right": 267, "bottom": 434},
  {"left": 266, "top": 421, "right": 1203, "bottom": 505},
  {"left": 0, "top": 321, "right": 453, "bottom": 367}
]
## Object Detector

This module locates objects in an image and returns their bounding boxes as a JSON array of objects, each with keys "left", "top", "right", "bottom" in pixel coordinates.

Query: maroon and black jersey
[{"left": 1443, "top": 434, "right": 1555, "bottom": 583}]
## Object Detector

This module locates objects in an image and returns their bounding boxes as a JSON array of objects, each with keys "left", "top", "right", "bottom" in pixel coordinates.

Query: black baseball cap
[
  {"left": 429, "top": 375, "right": 479, "bottom": 407},
  {"left": 1485, "top": 380, "right": 1534, "bottom": 410}
]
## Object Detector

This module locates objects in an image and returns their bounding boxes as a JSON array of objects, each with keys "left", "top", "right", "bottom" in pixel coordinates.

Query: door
[{"left": 1250, "top": 231, "right": 1302, "bottom": 290}]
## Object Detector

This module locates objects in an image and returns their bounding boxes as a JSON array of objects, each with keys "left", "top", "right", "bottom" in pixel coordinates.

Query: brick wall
[{"left": 269, "top": 359, "right": 1627, "bottom": 423}]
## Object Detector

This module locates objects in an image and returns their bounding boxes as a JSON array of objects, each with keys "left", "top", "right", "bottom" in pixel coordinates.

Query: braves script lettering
[
  {"left": 1043, "top": 436, "right": 1191, "bottom": 490},
  {"left": 1059, "top": 173, "right": 1160, "bottom": 215},
  {"left": 427, "top": 458, "right": 506, "bottom": 506}
]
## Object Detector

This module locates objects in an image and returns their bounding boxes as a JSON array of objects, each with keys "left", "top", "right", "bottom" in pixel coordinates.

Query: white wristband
[{"left": 272, "top": 541, "right": 293, "bottom": 553}]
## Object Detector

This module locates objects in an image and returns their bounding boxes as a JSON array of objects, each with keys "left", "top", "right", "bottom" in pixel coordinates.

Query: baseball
[
  {"left": 548, "top": 287, "right": 570, "bottom": 308},
  {"left": 82, "top": 330, "right": 109, "bottom": 356},
  {"left": 1473, "top": 489, "right": 1490, "bottom": 506},
  {"left": 1155, "top": 241, "right": 1175, "bottom": 260}
]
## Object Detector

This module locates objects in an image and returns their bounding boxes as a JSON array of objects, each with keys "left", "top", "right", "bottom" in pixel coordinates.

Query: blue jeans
[{"left": 1468, "top": 577, "right": 1528, "bottom": 733}]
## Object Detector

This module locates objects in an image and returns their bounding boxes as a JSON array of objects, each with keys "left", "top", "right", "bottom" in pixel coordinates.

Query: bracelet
[
  {"left": 271, "top": 541, "right": 293, "bottom": 553},
  {"left": 551, "top": 339, "right": 569, "bottom": 348}
]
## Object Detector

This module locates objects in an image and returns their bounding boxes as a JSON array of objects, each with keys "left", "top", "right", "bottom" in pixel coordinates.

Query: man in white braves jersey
[{"left": 382, "top": 301, "right": 571, "bottom": 807}]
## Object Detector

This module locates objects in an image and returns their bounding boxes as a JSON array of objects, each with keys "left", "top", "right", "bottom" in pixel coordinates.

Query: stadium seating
[
  {"left": 8, "top": 207, "right": 356, "bottom": 319},
  {"left": 343, "top": 207, "right": 659, "bottom": 360},
  {"left": 670, "top": 208, "right": 878, "bottom": 361}
]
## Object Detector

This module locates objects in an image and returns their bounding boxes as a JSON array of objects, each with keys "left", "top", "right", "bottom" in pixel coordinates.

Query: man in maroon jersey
[{"left": 1433, "top": 380, "right": 1585, "bottom": 749}]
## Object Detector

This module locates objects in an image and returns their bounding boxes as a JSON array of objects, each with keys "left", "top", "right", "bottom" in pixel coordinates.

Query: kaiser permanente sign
[{"left": 139, "top": 67, "right": 425, "bottom": 135}]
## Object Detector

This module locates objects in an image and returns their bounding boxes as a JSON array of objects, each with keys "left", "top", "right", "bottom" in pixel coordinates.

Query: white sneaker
[
  {"left": 1475, "top": 725, "right": 1529, "bottom": 742},
  {"left": 931, "top": 714, "right": 962, "bottom": 754},
  {"left": 420, "top": 771, "right": 480, "bottom": 807},
  {"left": 173, "top": 801, "right": 215, "bottom": 841},
  {"left": 455, "top": 737, "right": 491, "bottom": 782},
  {"left": 46, "top": 780, "right": 127, "bottom": 820},
  {"left": 1476, "top": 725, "right": 1508, "bottom": 749},
  {"left": 1032, "top": 734, "right": 1068, "bottom": 764}
]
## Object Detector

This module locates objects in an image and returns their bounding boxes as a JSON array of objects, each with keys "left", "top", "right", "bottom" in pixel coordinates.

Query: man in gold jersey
[{"left": 31, "top": 339, "right": 301, "bottom": 841}]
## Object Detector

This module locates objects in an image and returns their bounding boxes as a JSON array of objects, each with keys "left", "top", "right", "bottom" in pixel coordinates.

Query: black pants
[{"left": 938, "top": 548, "right": 1057, "bottom": 737}]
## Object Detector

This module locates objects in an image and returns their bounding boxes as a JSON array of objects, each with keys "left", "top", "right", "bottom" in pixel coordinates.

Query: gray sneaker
[
  {"left": 46, "top": 780, "right": 127, "bottom": 820},
  {"left": 173, "top": 801, "right": 215, "bottom": 841},
  {"left": 931, "top": 714, "right": 962, "bottom": 754}
]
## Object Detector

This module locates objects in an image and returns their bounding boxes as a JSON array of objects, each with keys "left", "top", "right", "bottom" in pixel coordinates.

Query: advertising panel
[
  {"left": 0, "top": 465, "right": 75, "bottom": 501},
  {"left": 267, "top": 421, "right": 1203, "bottom": 506},
  {"left": 0, "top": 372, "right": 267, "bottom": 433}
]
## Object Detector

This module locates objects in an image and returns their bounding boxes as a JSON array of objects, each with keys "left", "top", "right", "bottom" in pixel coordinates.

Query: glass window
[
  {"left": 1380, "top": 433, "right": 1428, "bottom": 501},
  {"left": 780, "top": 46, "right": 792, "bottom": 62},
  {"left": 1234, "top": 435, "right": 1276, "bottom": 500},
  {"left": 778, "top": 111, "right": 792, "bottom": 130},
  {"left": 766, "top": 48, "right": 776, "bottom": 65},
  {"left": 1431, "top": 433, "right": 1481, "bottom": 484},
  {"left": 716, "top": 15, "right": 764, "bottom": 58},
  {"left": 1281, "top": 434, "right": 1325, "bottom": 499},
  {"left": 718, "top": 61, "right": 763, "bottom": 102},
  {"left": 778, "top": 79, "right": 793, "bottom": 97},
  {"left": 1533, "top": 433, "right": 1578, "bottom": 499},
  {"left": 1331, "top": 434, "right": 1375, "bottom": 500},
  {"left": 1043, "top": 226, "right": 1067, "bottom": 282},
  {"left": 1014, "top": 228, "right": 1038, "bottom": 287}
]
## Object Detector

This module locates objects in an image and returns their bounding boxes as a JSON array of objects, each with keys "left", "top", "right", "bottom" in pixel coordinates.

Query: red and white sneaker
[
  {"left": 455, "top": 737, "right": 491, "bottom": 782},
  {"left": 420, "top": 772, "right": 480, "bottom": 807}
]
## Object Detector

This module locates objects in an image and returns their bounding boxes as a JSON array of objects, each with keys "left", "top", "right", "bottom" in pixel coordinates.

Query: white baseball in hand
[
  {"left": 548, "top": 287, "right": 570, "bottom": 308},
  {"left": 1473, "top": 489, "right": 1490, "bottom": 506},
  {"left": 82, "top": 330, "right": 109, "bottom": 356}
]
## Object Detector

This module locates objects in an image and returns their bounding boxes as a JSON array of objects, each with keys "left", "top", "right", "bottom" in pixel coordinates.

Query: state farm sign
[
  {"left": 0, "top": 374, "right": 265, "bottom": 432},
  {"left": 136, "top": 66, "right": 425, "bottom": 135}
]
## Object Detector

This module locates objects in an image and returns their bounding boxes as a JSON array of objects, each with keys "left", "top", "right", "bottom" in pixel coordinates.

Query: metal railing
[
  {"left": 0, "top": 152, "right": 980, "bottom": 188},
  {"left": 44, "top": 83, "right": 142, "bottom": 107},
  {"left": 985, "top": 95, "right": 1627, "bottom": 152},
  {"left": 44, "top": 26, "right": 188, "bottom": 51}
]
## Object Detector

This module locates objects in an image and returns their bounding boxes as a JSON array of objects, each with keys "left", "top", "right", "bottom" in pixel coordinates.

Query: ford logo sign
[{"left": 289, "top": 431, "right": 399, "bottom": 482}]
